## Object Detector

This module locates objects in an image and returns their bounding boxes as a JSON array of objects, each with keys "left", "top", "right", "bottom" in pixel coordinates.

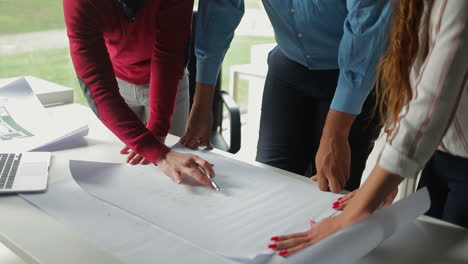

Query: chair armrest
[{"left": 219, "top": 91, "right": 241, "bottom": 154}]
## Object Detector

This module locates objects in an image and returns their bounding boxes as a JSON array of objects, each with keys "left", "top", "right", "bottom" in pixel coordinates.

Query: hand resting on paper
[
  {"left": 157, "top": 151, "right": 216, "bottom": 187},
  {"left": 312, "top": 110, "right": 354, "bottom": 193},
  {"left": 120, "top": 135, "right": 216, "bottom": 188},
  {"left": 268, "top": 165, "right": 404, "bottom": 257},
  {"left": 268, "top": 217, "right": 351, "bottom": 257},
  {"left": 179, "top": 99, "right": 214, "bottom": 150},
  {"left": 332, "top": 187, "right": 398, "bottom": 211},
  {"left": 121, "top": 146, "right": 151, "bottom": 165},
  {"left": 120, "top": 136, "right": 166, "bottom": 165}
]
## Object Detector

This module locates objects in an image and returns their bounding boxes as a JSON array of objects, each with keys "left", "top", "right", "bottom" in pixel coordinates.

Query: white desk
[
  {"left": 0, "top": 102, "right": 466, "bottom": 262},
  {"left": 0, "top": 104, "right": 126, "bottom": 264}
]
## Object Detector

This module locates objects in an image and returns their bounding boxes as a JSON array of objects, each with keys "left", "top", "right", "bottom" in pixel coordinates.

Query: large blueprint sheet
[
  {"left": 22, "top": 145, "right": 430, "bottom": 264},
  {"left": 68, "top": 144, "right": 341, "bottom": 259},
  {"left": 22, "top": 177, "right": 235, "bottom": 264}
]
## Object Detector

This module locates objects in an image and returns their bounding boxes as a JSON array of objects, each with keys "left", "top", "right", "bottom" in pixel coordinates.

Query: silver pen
[{"left": 199, "top": 166, "right": 221, "bottom": 192}]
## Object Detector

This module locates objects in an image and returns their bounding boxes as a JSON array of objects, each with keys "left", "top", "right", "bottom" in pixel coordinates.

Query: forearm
[
  {"left": 180, "top": 82, "right": 215, "bottom": 148},
  {"left": 341, "top": 165, "right": 404, "bottom": 224},
  {"left": 322, "top": 109, "right": 356, "bottom": 139},
  {"left": 146, "top": 0, "right": 193, "bottom": 136},
  {"left": 315, "top": 109, "right": 357, "bottom": 192},
  {"left": 192, "top": 82, "right": 215, "bottom": 110}
]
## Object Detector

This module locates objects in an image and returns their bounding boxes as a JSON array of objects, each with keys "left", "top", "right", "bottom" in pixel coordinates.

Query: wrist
[
  {"left": 191, "top": 101, "right": 212, "bottom": 113},
  {"left": 322, "top": 109, "right": 356, "bottom": 139},
  {"left": 339, "top": 206, "right": 371, "bottom": 227},
  {"left": 193, "top": 82, "right": 214, "bottom": 109},
  {"left": 156, "top": 149, "right": 171, "bottom": 165},
  {"left": 339, "top": 166, "right": 404, "bottom": 225}
]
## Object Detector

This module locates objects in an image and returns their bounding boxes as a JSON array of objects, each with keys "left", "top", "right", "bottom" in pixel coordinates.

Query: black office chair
[{"left": 186, "top": 11, "right": 241, "bottom": 154}]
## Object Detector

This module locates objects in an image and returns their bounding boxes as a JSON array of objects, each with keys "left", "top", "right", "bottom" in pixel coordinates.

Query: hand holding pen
[
  {"left": 157, "top": 151, "right": 219, "bottom": 190},
  {"left": 200, "top": 166, "right": 221, "bottom": 192}
]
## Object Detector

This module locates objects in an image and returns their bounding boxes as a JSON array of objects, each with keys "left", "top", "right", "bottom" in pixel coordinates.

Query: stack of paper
[{"left": 0, "top": 78, "right": 88, "bottom": 152}]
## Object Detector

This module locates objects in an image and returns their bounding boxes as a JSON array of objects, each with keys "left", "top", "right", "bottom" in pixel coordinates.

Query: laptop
[{"left": 0, "top": 152, "right": 51, "bottom": 193}]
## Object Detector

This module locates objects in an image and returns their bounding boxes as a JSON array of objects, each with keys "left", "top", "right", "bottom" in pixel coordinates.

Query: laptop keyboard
[{"left": 0, "top": 153, "right": 22, "bottom": 190}]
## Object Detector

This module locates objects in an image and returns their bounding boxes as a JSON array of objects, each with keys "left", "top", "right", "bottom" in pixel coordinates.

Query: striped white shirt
[{"left": 378, "top": 0, "right": 468, "bottom": 178}]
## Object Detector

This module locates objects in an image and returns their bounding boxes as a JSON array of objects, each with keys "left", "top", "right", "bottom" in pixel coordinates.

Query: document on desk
[
  {"left": 22, "top": 144, "right": 430, "bottom": 264},
  {"left": 67, "top": 144, "right": 430, "bottom": 263},
  {"left": 68, "top": 144, "right": 341, "bottom": 260},
  {"left": 0, "top": 78, "right": 88, "bottom": 152},
  {"left": 22, "top": 176, "right": 236, "bottom": 264},
  {"left": 287, "top": 188, "right": 431, "bottom": 264}
]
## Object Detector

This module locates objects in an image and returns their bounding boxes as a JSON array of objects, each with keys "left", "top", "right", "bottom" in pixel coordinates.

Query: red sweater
[{"left": 64, "top": 0, "right": 193, "bottom": 163}]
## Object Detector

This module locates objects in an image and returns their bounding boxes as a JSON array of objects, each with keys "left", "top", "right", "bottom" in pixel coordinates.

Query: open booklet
[
  {"left": 0, "top": 78, "right": 88, "bottom": 152},
  {"left": 22, "top": 144, "right": 430, "bottom": 264}
]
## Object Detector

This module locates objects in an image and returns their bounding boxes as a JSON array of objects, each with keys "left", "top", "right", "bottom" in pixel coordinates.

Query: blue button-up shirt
[{"left": 195, "top": 0, "right": 392, "bottom": 114}]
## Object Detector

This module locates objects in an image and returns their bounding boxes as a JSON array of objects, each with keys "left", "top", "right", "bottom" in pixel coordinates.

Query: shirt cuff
[
  {"left": 196, "top": 60, "right": 222, "bottom": 85},
  {"left": 378, "top": 143, "right": 422, "bottom": 178},
  {"left": 330, "top": 80, "right": 368, "bottom": 115},
  {"left": 130, "top": 131, "right": 170, "bottom": 164}
]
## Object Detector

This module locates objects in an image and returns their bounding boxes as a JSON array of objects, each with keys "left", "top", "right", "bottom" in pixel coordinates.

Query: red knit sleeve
[
  {"left": 63, "top": 0, "right": 170, "bottom": 163},
  {"left": 146, "top": 0, "right": 193, "bottom": 136}
]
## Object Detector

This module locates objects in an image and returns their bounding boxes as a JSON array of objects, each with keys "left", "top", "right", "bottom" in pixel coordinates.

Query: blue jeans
[
  {"left": 418, "top": 151, "right": 468, "bottom": 228},
  {"left": 256, "top": 47, "right": 381, "bottom": 191}
]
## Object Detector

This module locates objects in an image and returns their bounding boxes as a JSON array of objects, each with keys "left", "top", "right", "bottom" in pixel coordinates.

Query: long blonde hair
[{"left": 376, "top": 0, "right": 429, "bottom": 134}]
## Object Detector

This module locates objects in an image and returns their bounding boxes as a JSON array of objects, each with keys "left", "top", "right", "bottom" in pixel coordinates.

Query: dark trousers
[
  {"left": 418, "top": 151, "right": 468, "bottom": 228},
  {"left": 256, "top": 47, "right": 381, "bottom": 191}
]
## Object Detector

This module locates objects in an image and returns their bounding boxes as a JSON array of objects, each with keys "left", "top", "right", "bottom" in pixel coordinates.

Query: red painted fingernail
[
  {"left": 337, "top": 197, "right": 343, "bottom": 201},
  {"left": 332, "top": 203, "right": 339, "bottom": 209},
  {"left": 268, "top": 244, "right": 277, "bottom": 249},
  {"left": 270, "top": 236, "right": 279, "bottom": 241},
  {"left": 279, "top": 250, "right": 288, "bottom": 257}
]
